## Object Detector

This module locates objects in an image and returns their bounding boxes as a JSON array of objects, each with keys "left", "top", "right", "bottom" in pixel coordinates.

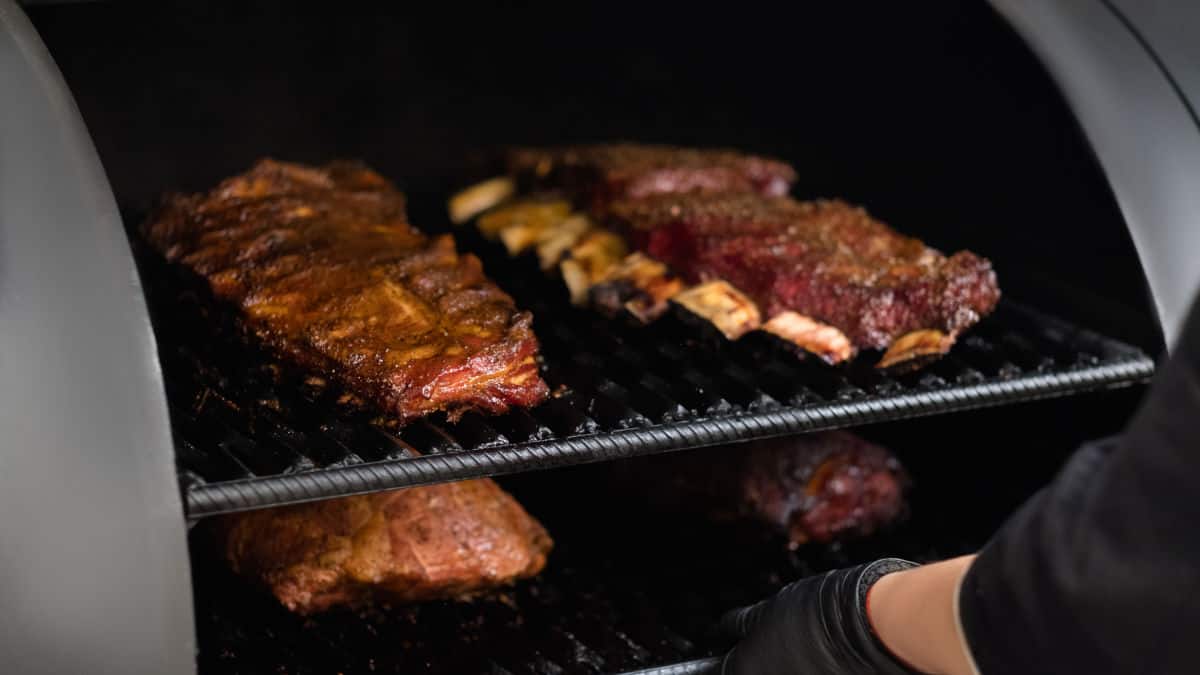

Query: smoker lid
[
  {"left": 0, "top": 1, "right": 194, "bottom": 673},
  {"left": 991, "top": 0, "right": 1200, "bottom": 350}
]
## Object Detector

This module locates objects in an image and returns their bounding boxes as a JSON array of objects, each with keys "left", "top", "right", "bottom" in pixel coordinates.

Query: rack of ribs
[
  {"left": 144, "top": 159, "right": 549, "bottom": 422},
  {"left": 614, "top": 431, "right": 908, "bottom": 548},
  {"left": 608, "top": 193, "right": 1001, "bottom": 365},
  {"left": 217, "top": 478, "right": 553, "bottom": 614},
  {"left": 450, "top": 142, "right": 999, "bottom": 368},
  {"left": 506, "top": 142, "right": 797, "bottom": 211}
]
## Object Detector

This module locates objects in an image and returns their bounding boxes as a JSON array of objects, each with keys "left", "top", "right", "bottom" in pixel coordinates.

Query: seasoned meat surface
[
  {"left": 733, "top": 432, "right": 908, "bottom": 545},
  {"left": 619, "top": 431, "right": 907, "bottom": 547},
  {"left": 508, "top": 143, "right": 797, "bottom": 210},
  {"left": 608, "top": 194, "right": 1000, "bottom": 349},
  {"left": 143, "top": 159, "right": 548, "bottom": 422},
  {"left": 218, "top": 479, "right": 553, "bottom": 614}
]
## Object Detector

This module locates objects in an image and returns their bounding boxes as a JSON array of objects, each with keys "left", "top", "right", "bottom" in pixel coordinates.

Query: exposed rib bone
[
  {"left": 568, "top": 229, "right": 628, "bottom": 282},
  {"left": 762, "top": 311, "right": 854, "bottom": 364},
  {"left": 560, "top": 259, "right": 591, "bottom": 305},
  {"left": 671, "top": 280, "right": 762, "bottom": 340},
  {"left": 448, "top": 177, "right": 515, "bottom": 224},
  {"left": 591, "top": 252, "right": 685, "bottom": 323},
  {"left": 477, "top": 200, "right": 570, "bottom": 238},
  {"left": 877, "top": 329, "right": 955, "bottom": 370},
  {"left": 535, "top": 214, "right": 592, "bottom": 270}
]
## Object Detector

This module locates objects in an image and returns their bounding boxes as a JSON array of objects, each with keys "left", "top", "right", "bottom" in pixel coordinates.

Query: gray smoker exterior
[
  {"left": 0, "top": 1, "right": 1196, "bottom": 673},
  {"left": 992, "top": 0, "right": 1200, "bottom": 348},
  {"left": 0, "top": 1, "right": 195, "bottom": 674}
]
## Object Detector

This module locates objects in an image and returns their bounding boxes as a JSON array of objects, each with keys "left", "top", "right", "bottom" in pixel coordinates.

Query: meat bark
[
  {"left": 608, "top": 193, "right": 1000, "bottom": 351},
  {"left": 218, "top": 479, "right": 553, "bottom": 614},
  {"left": 507, "top": 143, "right": 797, "bottom": 211},
  {"left": 620, "top": 431, "right": 908, "bottom": 547},
  {"left": 143, "top": 159, "right": 549, "bottom": 422}
]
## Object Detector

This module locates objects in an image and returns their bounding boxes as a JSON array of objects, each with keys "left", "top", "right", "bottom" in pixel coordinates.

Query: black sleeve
[{"left": 959, "top": 295, "right": 1200, "bottom": 675}]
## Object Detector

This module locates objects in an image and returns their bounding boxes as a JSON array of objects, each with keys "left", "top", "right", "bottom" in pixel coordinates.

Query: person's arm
[
  {"left": 868, "top": 555, "right": 977, "bottom": 675},
  {"left": 719, "top": 552, "right": 979, "bottom": 675},
  {"left": 723, "top": 295, "right": 1200, "bottom": 674},
  {"left": 956, "top": 295, "right": 1200, "bottom": 674}
]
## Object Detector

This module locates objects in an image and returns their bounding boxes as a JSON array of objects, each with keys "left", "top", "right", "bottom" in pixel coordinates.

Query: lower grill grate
[
  {"left": 191, "top": 383, "right": 1125, "bottom": 675},
  {"left": 192, "top": 467, "right": 975, "bottom": 675},
  {"left": 135, "top": 224, "right": 1155, "bottom": 519},
  {"left": 194, "top": 545, "right": 731, "bottom": 675}
]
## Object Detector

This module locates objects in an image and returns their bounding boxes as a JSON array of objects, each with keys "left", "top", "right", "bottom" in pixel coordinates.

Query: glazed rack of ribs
[
  {"left": 451, "top": 143, "right": 1001, "bottom": 369},
  {"left": 143, "top": 159, "right": 548, "bottom": 424}
]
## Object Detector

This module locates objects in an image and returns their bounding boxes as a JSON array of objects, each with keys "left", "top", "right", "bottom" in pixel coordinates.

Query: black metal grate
[
  {"left": 190, "top": 378, "right": 1122, "bottom": 675},
  {"left": 619, "top": 662, "right": 720, "bottom": 675},
  {"left": 192, "top": 540, "right": 731, "bottom": 675},
  {"left": 136, "top": 225, "right": 1155, "bottom": 519},
  {"left": 191, "top": 464, "right": 978, "bottom": 675}
]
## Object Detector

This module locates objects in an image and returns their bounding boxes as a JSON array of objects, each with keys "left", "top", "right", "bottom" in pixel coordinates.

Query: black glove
[{"left": 720, "top": 558, "right": 921, "bottom": 675}]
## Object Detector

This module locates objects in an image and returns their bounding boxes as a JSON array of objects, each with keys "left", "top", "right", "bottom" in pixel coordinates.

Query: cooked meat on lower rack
[
  {"left": 143, "top": 159, "right": 548, "bottom": 422},
  {"left": 216, "top": 478, "right": 553, "bottom": 614},
  {"left": 616, "top": 431, "right": 908, "bottom": 548},
  {"left": 610, "top": 193, "right": 1001, "bottom": 365},
  {"left": 450, "top": 142, "right": 1000, "bottom": 369},
  {"left": 504, "top": 142, "right": 797, "bottom": 211}
]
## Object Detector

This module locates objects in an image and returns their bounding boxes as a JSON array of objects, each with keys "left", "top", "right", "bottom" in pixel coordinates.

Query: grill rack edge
[
  {"left": 616, "top": 659, "right": 722, "bottom": 675},
  {"left": 184, "top": 352, "right": 1151, "bottom": 518}
]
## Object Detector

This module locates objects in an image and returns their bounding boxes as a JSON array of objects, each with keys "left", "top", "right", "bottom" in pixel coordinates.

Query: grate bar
[
  {"left": 615, "top": 660, "right": 722, "bottom": 675},
  {"left": 185, "top": 353, "right": 1151, "bottom": 518}
]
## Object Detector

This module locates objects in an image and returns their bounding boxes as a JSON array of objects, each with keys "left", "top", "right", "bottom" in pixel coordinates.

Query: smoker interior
[
  {"left": 191, "top": 389, "right": 1143, "bottom": 675},
  {"left": 28, "top": 1, "right": 1164, "bottom": 355},
  {"left": 23, "top": 1, "right": 1166, "bottom": 674},
  {"left": 138, "top": 211, "right": 1152, "bottom": 519}
]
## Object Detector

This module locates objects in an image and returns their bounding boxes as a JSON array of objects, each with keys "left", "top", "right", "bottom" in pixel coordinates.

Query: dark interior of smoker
[
  {"left": 182, "top": 392, "right": 1144, "bottom": 675},
  {"left": 28, "top": 1, "right": 1162, "bottom": 673}
]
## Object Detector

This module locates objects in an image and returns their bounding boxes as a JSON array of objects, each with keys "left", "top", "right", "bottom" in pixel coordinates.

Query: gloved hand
[{"left": 720, "top": 558, "right": 921, "bottom": 675}]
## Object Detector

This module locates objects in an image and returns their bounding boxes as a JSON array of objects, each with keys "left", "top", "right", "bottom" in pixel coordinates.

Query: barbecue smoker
[{"left": 2, "top": 1, "right": 1197, "bottom": 674}]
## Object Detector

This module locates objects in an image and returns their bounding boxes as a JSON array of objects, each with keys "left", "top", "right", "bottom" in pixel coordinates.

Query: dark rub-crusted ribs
[
  {"left": 508, "top": 143, "right": 797, "bottom": 210},
  {"left": 143, "top": 159, "right": 549, "bottom": 422},
  {"left": 498, "top": 143, "right": 1000, "bottom": 361},
  {"left": 609, "top": 193, "right": 1000, "bottom": 351}
]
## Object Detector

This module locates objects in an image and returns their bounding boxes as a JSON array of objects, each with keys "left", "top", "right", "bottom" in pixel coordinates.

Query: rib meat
[
  {"left": 143, "top": 159, "right": 548, "bottom": 422},
  {"left": 618, "top": 431, "right": 908, "bottom": 547},
  {"left": 608, "top": 193, "right": 1000, "bottom": 351},
  {"left": 218, "top": 479, "right": 553, "bottom": 614},
  {"left": 507, "top": 143, "right": 797, "bottom": 210}
]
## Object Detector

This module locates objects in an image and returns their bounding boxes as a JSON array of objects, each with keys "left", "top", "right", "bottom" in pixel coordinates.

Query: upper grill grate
[{"left": 134, "top": 222, "right": 1154, "bottom": 519}]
